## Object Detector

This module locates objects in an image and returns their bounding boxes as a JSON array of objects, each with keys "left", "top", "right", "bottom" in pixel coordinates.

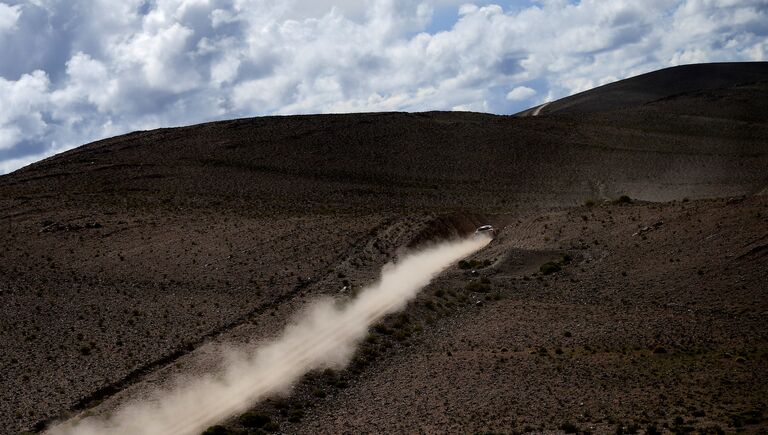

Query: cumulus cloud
[
  {"left": 0, "top": 0, "right": 766, "bottom": 173},
  {"left": 0, "top": 70, "right": 50, "bottom": 149},
  {"left": 0, "top": 2, "right": 20, "bottom": 34},
  {"left": 506, "top": 85, "right": 536, "bottom": 101}
]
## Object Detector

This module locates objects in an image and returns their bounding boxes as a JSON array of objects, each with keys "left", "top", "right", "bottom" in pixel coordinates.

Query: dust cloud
[{"left": 48, "top": 235, "right": 490, "bottom": 435}]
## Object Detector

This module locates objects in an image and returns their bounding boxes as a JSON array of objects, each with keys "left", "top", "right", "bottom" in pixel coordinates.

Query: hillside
[
  {"left": 516, "top": 61, "right": 768, "bottom": 116},
  {"left": 0, "top": 63, "right": 766, "bottom": 434}
]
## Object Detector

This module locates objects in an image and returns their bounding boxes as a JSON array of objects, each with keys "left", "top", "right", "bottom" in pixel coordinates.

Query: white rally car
[{"left": 474, "top": 224, "right": 495, "bottom": 238}]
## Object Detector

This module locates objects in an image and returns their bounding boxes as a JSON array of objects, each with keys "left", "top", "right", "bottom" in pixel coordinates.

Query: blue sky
[{"left": 0, "top": 0, "right": 766, "bottom": 173}]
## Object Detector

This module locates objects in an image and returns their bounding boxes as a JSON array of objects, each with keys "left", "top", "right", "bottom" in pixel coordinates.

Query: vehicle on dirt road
[{"left": 474, "top": 225, "right": 495, "bottom": 238}]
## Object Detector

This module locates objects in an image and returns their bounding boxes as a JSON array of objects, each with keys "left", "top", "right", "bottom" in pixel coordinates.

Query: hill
[
  {"left": 0, "top": 62, "right": 767, "bottom": 433},
  {"left": 517, "top": 62, "right": 768, "bottom": 116}
]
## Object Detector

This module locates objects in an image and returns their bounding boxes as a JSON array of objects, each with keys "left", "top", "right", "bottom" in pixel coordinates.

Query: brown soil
[
  {"left": 289, "top": 196, "right": 768, "bottom": 435},
  {"left": 0, "top": 62, "right": 766, "bottom": 434}
]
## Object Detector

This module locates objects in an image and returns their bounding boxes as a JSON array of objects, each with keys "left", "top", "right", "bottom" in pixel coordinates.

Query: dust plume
[{"left": 48, "top": 235, "right": 490, "bottom": 435}]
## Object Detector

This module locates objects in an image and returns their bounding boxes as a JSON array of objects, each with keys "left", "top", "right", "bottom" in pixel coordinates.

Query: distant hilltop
[{"left": 517, "top": 61, "right": 768, "bottom": 116}]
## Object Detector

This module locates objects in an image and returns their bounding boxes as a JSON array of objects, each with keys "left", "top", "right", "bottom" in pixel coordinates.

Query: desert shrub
[
  {"left": 240, "top": 412, "right": 271, "bottom": 428},
  {"left": 613, "top": 195, "right": 632, "bottom": 204},
  {"left": 645, "top": 424, "right": 661, "bottom": 435},
  {"left": 584, "top": 199, "right": 596, "bottom": 207},
  {"left": 312, "top": 388, "right": 326, "bottom": 398},
  {"left": 480, "top": 276, "right": 491, "bottom": 285},
  {"left": 393, "top": 329, "right": 411, "bottom": 341},
  {"left": 730, "top": 409, "right": 763, "bottom": 427},
  {"left": 459, "top": 259, "right": 489, "bottom": 270},
  {"left": 393, "top": 313, "right": 410, "bottom": 328},
  {"left": 202, "top": 426, "right": 238, "bottom": 435},
  {"left": 263, "top": 421, "right": 280, "bottom": 432},
  {"left": 287, "top": 409, "right": 304, "bottom": 423},
  {"left": 373, "top": 324, "right": 392, "bottom": 335},
  {"left": 351, "top": 356, "right": 369, "bottom": 369},
  {"left": 539, "top": 262, "right": 561, "bottom": 275},
  {"left": 465, "top": 281, "right": 491, "bottom": 293},
  {"left": 361, "top": 346, "right": 379, "bottom": 359},
  {"left": 615, "top": 423, "right": 641, "bottom": 434},
  {"left": 559, "top": 422, "right": 579, "bottom": 433}
]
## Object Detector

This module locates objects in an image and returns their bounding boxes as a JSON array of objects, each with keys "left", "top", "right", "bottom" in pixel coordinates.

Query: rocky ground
[
  {"left": 185, "top": 195, "right": 764, "bottom": 435},
  {"left": 0, "top": 63, "right": 766, "bottom": 434},
  {"left": 290, "top": 196, "right": 768, "bottom": 434},
  {"left": 30, "top": 195, "right": 768, "bottom": 435}
]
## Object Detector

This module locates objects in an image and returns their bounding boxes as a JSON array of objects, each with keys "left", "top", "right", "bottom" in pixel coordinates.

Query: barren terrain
[{"left": 1, "top": 62, "right": 767, "bottom": 434}]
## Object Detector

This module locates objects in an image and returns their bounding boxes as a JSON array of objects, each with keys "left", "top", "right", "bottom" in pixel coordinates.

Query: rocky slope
[{"left": 0, "top": 62, "right": 766, "bottom": 433}]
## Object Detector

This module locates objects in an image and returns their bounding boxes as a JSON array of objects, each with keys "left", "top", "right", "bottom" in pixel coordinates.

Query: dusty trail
[
  {"left": 531, "top": 102, "right": 550, "bottom": 116},
  {"left": 47, "top": 235, "right": 489, "bottom": 435}
]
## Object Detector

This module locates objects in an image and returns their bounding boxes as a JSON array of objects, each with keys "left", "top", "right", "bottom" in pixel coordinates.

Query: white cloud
[
  {"left": 0, "top": 0, "right": 766, "bottom": 173},
  {"left": 0, "top": 125, "right": 21, "bottom": 150},
  {"left": 119, "top": 23, "right": 200, "bottom": 92},
  {"left": 506, "top": 85, "right": 536, "bottom": 101},
  {"left": 0, "top": 3, "right": 20, "bottom": 34},
  {"left": 0, "top": 70, "right": 50, "bottom": 144}
]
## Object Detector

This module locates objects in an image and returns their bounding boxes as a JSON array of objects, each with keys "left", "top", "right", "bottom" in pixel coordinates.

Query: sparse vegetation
[
  {"left": 539, "top": 261, "right": 561, "bottom": 275},
  {"left": 612, "top": 195, "right": 632, "bottom": 204},
  {"left": 240, "top": 411, "right": 272, "bottom": 428},
  {"left": 287, "top": 408, "right": 304, "bottom": 423},
  {"left": 645, "top": 424, "right": 661, "bottom": 435},
  {"left": 5, "top": 80, "right": 768, "bottom": 434},
  {"left": 202, "top": 425, "right": 238, "bottom": 435},
  {"left": 465, "top": 280, "right": 491, "bottom": 293},
  {"left": 458, "top": 259, "right": 492, "bottom": 270}
]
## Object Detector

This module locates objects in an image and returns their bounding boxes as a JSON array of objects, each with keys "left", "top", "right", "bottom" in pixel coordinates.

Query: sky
[{"left": 0, "top": 0, "right": 766, "bottom": 174}]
